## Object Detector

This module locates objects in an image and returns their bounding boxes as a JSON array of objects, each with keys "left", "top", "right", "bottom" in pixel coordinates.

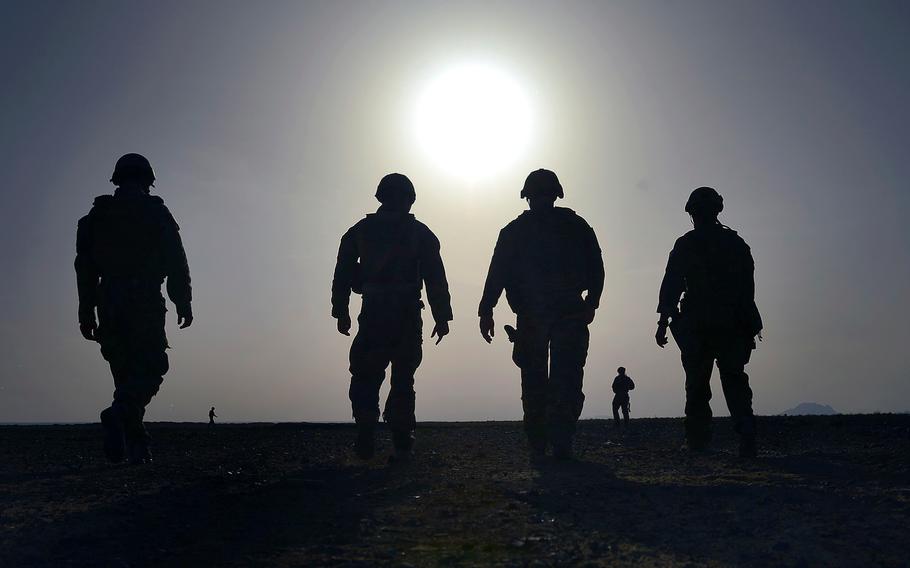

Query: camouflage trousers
[
  {"left": 349, "top": 298, "right": 423, "bottom": 433},
  {"left": 671, "top": 322, "right": 755, "bottom": 445},
  {"left": 612, "top": 394, "right": 630, "bottom": 425},
  {"left": 97, "top": 289, "right": 168, "bottom": 443},
  {"left": 511, "top": 313, "right": 590, "bottom": 447}
]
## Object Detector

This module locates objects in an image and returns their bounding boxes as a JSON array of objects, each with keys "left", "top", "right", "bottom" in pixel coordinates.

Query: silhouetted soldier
[
  {"left": 611, "top": 366, "right": 635, "bottom": 427},
  {"left": 332, "top": 173, "right": 452, "bottom": 462},
  {"left": 209, "top": 406, "right": 217, "bottom": 425},
  {"left": 655, "top": 187, "right": 762, "bottom": 457},
  {"left": 479, "top": 169, "right": 604, "bottom": 460},
  {"left": 75, "top": 153, "right": 192, "bottom": 464}
]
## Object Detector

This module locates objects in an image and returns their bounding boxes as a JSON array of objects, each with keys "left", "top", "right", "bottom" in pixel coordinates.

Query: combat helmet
[
  {"left": 110, "top": 153, "right": 156, "bottom": 186},
  {"left": 521, "top": 169, "right": 564, "bottom": 199},
  {"left": 375, "top": 173, "right": 416, "bottom": 204},
  {"left": 685, "top": 186, "right": 723, "bottom": 216}
]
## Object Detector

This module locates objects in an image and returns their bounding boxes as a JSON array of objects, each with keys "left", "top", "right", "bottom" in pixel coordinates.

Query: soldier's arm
[
  {"left": 420, "top": 229, "right": 453, "bottom": 324},
  {"left": 745, "top": 244, "right": 756, "bottom": 301},
  {"left": 74, "top": 215, "right": 99, "bottom": 325},
  {"left": 628, "top": 377, "right": 635, "bottom": 390},
  {"left": 331, "top": 227, "right": 358, "bottom": 320},
  {"left": 161, "top": 209, "right": 193, "bottom": 321},
  {"left": 583, "top": 223, "right": 605, "bottom": 311},
  {"left": 478, "top": 228, "right": 511, "bottom": 318},
  {"left": 657, "top": 240, "right": 686, "bottom": 320},
  {"left": 743, "top": 242, "right": 763, "bottom": 334}
]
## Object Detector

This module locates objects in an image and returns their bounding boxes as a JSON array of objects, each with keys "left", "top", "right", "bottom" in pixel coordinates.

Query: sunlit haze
[
  {"left": 1, "top": 1, "right": 908, "bottom": 423},
  {"left": 414, "top": 63, "right": 534, "bottom": 180}
]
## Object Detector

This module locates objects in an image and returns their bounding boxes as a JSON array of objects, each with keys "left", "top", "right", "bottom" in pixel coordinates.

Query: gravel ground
[{"left": 1, "top": 415, "right": 909, "bottom": 567}]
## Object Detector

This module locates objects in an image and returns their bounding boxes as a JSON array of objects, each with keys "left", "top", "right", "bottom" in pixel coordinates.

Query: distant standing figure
[
  {"left": 655, "top": 187, "right": 762, "bottom": 457},
  {"left": 75, "top": 154, "right": 193, "bottom": 464},
  {"left": 611, "top": 367, "right": 635, "bottom": 427},
  {"left": 479, "top": 169, "right": 604, "bottom": 461},
  {"left": 209, "top": 407, "right": 217, "bottom": 425},
  {"left": 332, "top": 173, "right": 453, "bottom": 462}
]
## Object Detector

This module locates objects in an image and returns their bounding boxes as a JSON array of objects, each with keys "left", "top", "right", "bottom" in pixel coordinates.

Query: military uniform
[
  {"left": 479, "top": 207, "right": 604, "bottom": 449},
  {"left": 611, "top": 373, "right": 635, "bottom": 426},
  {"left": 332, "top": 208, "right": 452, "bottom": 437},
  {"left": 75, "top": 188, "right": 191, "bottom": 450},
  {"left": 658, "top": 223, "right": 761, "bottom": 447}
]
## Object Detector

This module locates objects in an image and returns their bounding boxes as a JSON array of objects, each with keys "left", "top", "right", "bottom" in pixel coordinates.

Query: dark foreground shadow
[
  {"left": 3, "top": 462, "right": 413, "bottom": 567},
  {"left": 3, "top": 419, "right": 909, "bottom": 567},
  {"left": 523, "top": 451, "right": 910, "bottom": 566}
]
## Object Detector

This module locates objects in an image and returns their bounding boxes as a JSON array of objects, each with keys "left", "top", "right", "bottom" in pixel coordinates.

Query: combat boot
[
  {"left": 124, "top": 410, "right": 153, "bottom": 464},
  {"left": 100, "top": 405, "right": 126, "bottom": 463},
  {"left": 354, "top": 422, "right": 376, "bottom": 460},
  {"left": 128, "top": 439, "right": 153, "bottom": 465},
  {"left": 549, "top": 423, "right": 575, "bottom": 461},
  {"left": 735, "top": 416, "right": 757, "bottom": 458},
  {"left": 528, "top": 443, "right": 547, "bottom": 465},
  {"left": 389, "top": 430, "right": 415, "bottom": 464},
  {"left": 552, "top": 438, "right": 574, "bottom": 461},
  {"left": 680, "top": 438, "right": 710, "bottom": 453},
  {"left": 738, "top": 434, "right": 757, "bottom": 458}
]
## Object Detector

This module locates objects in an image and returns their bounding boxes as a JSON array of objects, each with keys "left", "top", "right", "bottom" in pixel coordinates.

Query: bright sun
[{"left": 414, "top": 63, "right": 533, "bottom": 181}]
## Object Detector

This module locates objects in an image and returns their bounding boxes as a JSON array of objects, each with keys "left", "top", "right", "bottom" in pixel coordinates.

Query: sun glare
[{"left": 414, "top": 63, "right": 533, "bottom": 181}]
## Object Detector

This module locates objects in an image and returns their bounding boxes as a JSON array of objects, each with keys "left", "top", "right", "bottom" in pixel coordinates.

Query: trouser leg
[
  {"left": 716, "top": 335, "right": 756, "bottom": 437},
  {"left": 612, "top": 398, "right": 622, "bottom": 425},
  {"left": 680, "top": 337, "right": 715, "bottom": 446},
  {"left": 119, "top": 353, "right": 166, "bottom": 444},
  {"left": 547, "top": 319, "right": 589, "bottom": 445},
  {"left": 622, "top": 401, "right": 630, "bottom": 425},
  {"left": 513, "top": 317, "right": 549, "bottom": 450},
  {"left": 348, "top": 323, "right": 391, "bottom": 426},
  {"left": 101, "top": 315, "right": 168, "bottom": 445},
  {"left": 385, "top": 313, "right": 422, "bottom": 437},
  {"left": 111, "top": 364, "right": 129, "bottom": 395}
]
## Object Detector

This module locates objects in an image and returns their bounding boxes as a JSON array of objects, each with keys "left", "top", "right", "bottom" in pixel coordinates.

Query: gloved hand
[
  {"left": 655, "top": 321, "right": 669, "bottom": 348},
  {"left": 177, "top": 305, "right": 194, "bottom": 329},
  {"left": 336, "top": 315, "right": 352, "bottom": 336},
  {"left": 79, "top": 319, "right": 97, "bottom": 341},
  {"left": 79, "top": 307, "right": 97, "bottom": 341},
  {"left": 479, "top": 315, "right": 495, "bottom": 343},
  {"left": 431, "top": 320, "right": 449, "bottom": 345}
]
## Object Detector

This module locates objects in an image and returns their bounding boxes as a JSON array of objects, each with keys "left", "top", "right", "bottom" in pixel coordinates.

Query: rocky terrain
[{"left": 2, "top": 415, "right": 909, "bottom": 567}]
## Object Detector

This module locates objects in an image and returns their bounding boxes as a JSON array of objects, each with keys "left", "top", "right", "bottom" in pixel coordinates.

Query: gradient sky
[{"left": 1, "top": 0, "right": 908, "bottom": 422}]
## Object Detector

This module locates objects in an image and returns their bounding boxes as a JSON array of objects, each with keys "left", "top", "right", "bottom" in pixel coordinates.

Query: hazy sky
[{"left": 1, "top": 0, "right": 908, "bottom": 423}]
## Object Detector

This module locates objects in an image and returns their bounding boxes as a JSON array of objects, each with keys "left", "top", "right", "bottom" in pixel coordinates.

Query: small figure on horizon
[
  {"left": 611, "top": 366, "right": 635, "bottom": 428},
  {"left": 479, "top": 169, "right": 604, "bottom": 462},
  {"left": 655, "top": 187, "right": 762, "bottom": 457},
  {"left": 209, "top": 406, "right": 217, "bottom": 425},
  {"left": 75, "top": 153, "right": 193, "bottom": 464},
  {"left": 332, "top": 173, "right": 453, "bottom": 463}
]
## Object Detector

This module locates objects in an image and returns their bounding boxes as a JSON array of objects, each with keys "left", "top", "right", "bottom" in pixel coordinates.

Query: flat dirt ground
[{"left": 2, "top": 415, "right": 909, "bottom": 567}]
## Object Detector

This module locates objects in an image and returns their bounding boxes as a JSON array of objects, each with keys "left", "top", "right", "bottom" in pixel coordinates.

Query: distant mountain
[{"left": 780, "top": 402, "right": 838, "bottom": 416}]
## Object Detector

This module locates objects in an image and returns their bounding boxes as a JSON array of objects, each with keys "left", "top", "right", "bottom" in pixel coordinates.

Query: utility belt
[
  {"left": 361, "top": 289, "right": 424, "bottom": 315},
  {"left": 100, "top": 274, "right": 164, "bottom": 289},
  {"left": 360, "top": 282, "right": 421, "bottom": 296},
  {"left": 509, "top": 289, "right": 586, "bottom": 315},
  {"left": 678, "top": 297, "right": 762, "bottom": 336},
  {"left": 98, "top": 276, "right": 165, "bottom": 307},
  {"left": 672, "top": 311, "right": 754, "bottom": 336},
  {"left": 511, "top": 305, "right": 593, "bottom": 328}
]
